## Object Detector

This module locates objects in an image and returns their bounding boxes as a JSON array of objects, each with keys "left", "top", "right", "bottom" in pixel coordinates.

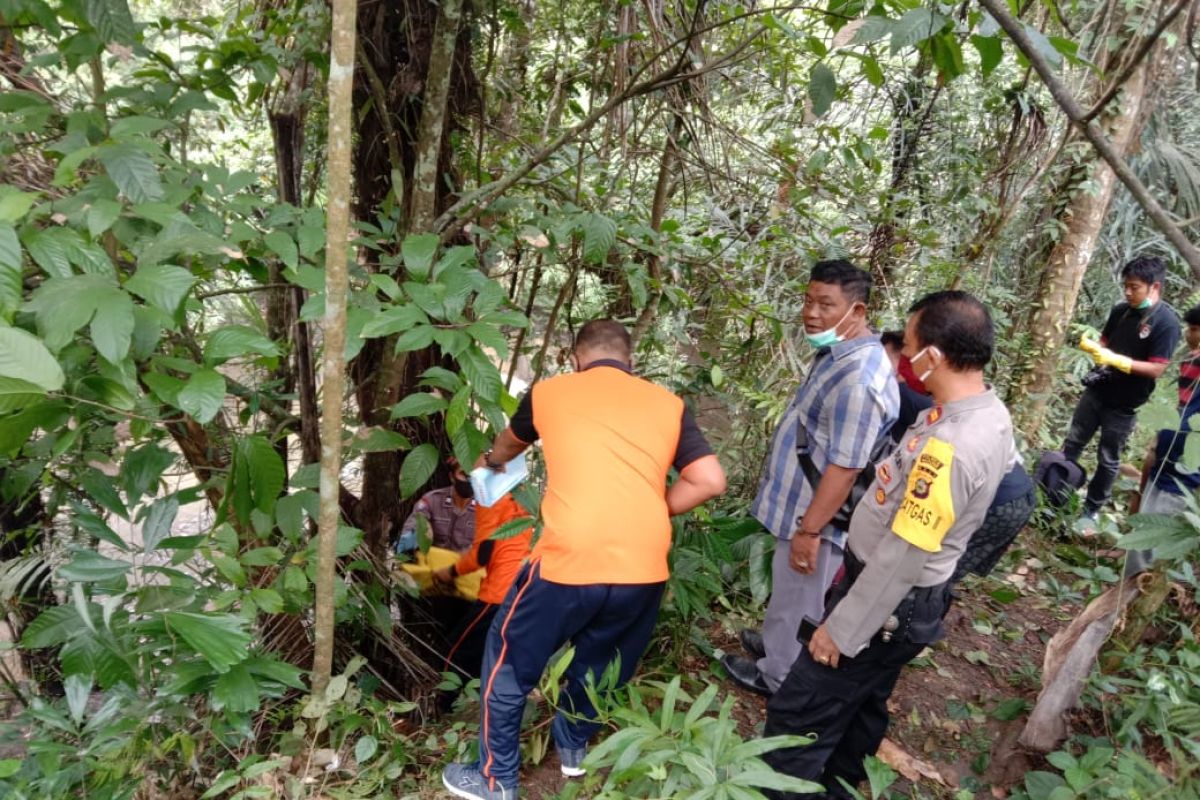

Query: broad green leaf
[
  {"left": 350, "top": 427, "right": 412, "bottom": 453},
  {"left": 26, "top": 273, "right": 113, "bottom": 350},
  {"left": 23, "top": 227, "right": 73, "bottom": 278},
  {"left": 53, "top": 145, "right": 98, "bottom": 188},
  {"left": 0, "top": 376, "right": 52, "bottom": 413},
  {"left": 360, "top": 304, "right": 428, "bottom": 339},
  {"left": 298, "top": 224, "right": 324, "bottom": 259},
  {"left": 580, "top": 212, "right": 617, "bottom": 264},
  {"left": 399, "top": 443, "right": 439, "bottom": 499},
  {"left": 390, "top": 392, "right": 448, "bottom": 419},
  {"left": 889, "top": 8, "right": 947, "bottom": 53},
  {"left": 58, "top": 550, "right": 132, "bottom": 582},
  {"left": 458, "top": 346, "right": 502, "bottom": 402},
  {"left": 265, "top": 230, "right": 298, "bottom": 270},
  {"left": 140, "top": 496, "right": 179, "bottom": 552},
  {"left": 98, "top": 143, "right": 163, "bottom": 203},
  {"left": 0, "top": 327, "right": 64, "bottom": 391},
  {"left": 0, "top": 402, "right": 67, "bottom": 456},
  {"left": 86, "top": 198, "right": 123, "bottom": 237},
  {"left": 163, "top": 612, "right": 252, "bottom": 673},
  {"left": 90, "top": 288, "right": 135, "bottom": 363},
  {"left": 0, "top": 759, "right": 19, "bottom": 778},
  {"left": 177, "top": 369, "right": 226, "bottom": 423},
  {"left": 240, "top": 547, "right": 284, "bottom": 567},
  {"left": 466, "top": 322, "right": 508, "bottom": 357},
  {"left": 22, "top": 605, "right": 86, "bottom": 648},
  {"left": 0, "top": 224, "right": 20, "bottom": 316},
  {"left": 110, "top": 116, "right": 171, "bottom": 137},
  {"left": 808, "top": 63, "right": 837, "bottom": 117},
  {"left": 85, "top": 0, "right": 136, "bottom": 44},
  {"left": 0, "top": 188, "right": 37, "bottom": 223},
  {"left": 204, "top": 325, "right": 281, "bottom": 364},
  {"left": 1021, "top": 23, "right": 1062, "bottom": 68},
  {"left": 851, "top": 15, "right": 892, "bottom": 45},
  {"left": 79, "top": 469, "right": 129, "bottom": 519},
  {"left": 137, "top": 220, "right": 229, "bottom": 267},
  {"left": 241, "top": 435, "right": 285, "bottom": 513},
  {"left": 125, "top": 264, "right": 196, "bottom": 315},
  {"left": 432, "top": 245, "right": 476, "bottom": 279},
  {"left": 212, "top": 662, "right": 259, "bottom": 712},
  {"left": 971, "top": 34, "right": 1003, "bottom": 78},
  {"left": 122, "top": 443, "right": 175, "bottom": 503},
  {"left": 276, "top": 491, "right": 313, "bottom": 540},
  {"left": 393, "top": 324, "right": 435, "bottom": 353},
  {"left": 355, "top": 735, "right": 379, "bottom": 764},
  {"left": 65, "top": 673, "right": 92, "bottom": 725},
  {"left": 401, "top": 233, "right": 439, "bottom": 279}
]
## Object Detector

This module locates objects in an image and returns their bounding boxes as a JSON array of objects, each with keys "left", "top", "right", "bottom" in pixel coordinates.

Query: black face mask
[{"left": 454, "top": 478, "right": 474, "bottom": 499}]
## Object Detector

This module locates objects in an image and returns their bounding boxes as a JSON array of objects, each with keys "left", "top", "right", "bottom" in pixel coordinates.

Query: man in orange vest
[{"left": 441, "top": 319, "right": 727, "bottom": 800}]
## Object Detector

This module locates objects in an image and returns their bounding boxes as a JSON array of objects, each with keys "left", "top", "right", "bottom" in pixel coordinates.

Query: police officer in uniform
[{"left": 762, "top": 291, "right": 1017, "bottom": 799}]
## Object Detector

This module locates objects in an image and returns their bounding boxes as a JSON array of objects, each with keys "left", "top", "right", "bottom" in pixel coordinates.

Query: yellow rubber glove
[{"left": 1080, "top": 337, "right": 1133, "bottom": 373}]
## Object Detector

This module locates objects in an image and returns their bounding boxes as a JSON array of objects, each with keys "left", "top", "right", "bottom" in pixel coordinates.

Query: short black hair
[
  {"left": 880, "top": 330, "right": 905, "bottom": 350},
  {"left": 1121, "top": 256, "right": 1166, "bottom": 286},
  {"left": 908, "top": 290, "right": 994, "bottom": 370},
  {"left": 574, "top": 319, "right": 632, "bottom": 359},
  {"left": 809, "top": 259, "right": 872, "bottom": 305},
  {"left": 1184, "top": 305, "right": 1200, "bottom": 326}
]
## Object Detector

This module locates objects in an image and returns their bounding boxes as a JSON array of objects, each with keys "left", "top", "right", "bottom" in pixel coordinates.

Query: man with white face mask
[{"left": 722, "top": 260, "right": 899, "bottom": 696}]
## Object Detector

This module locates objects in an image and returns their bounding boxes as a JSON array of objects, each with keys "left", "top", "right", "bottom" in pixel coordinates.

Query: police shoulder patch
[{"left": 891, "top": 436, "right": 956, "bottom": 552}]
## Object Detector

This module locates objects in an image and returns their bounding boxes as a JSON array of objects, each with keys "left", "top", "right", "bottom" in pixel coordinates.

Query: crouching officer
[{"left": 762, "top": 291, "right": 1017, "bottom": 799}]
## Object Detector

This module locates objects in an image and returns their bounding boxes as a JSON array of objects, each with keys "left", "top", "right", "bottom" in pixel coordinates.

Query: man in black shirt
[{"left": 1063, "top": 257, "right": 1181, "bottom": 528}]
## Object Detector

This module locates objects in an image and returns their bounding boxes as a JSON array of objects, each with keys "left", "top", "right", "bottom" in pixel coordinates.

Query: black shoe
[
  {"left": 739, "top": 628, "right": 765, "bottom": 659},
  {"left": 721, "top": 654, "right": 772, "bottom": 696}
]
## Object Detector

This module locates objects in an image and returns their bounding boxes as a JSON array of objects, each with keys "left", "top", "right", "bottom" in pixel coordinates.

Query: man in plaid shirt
[{"left": 723, "top": 260, "right": 899, "bottom": 695}]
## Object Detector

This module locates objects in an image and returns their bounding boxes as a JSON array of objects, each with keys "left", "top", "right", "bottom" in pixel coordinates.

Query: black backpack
[
  {"left": 1033, "top": 451, "right": 1087, "bottom": 509},
  {"left": 796, "top": 431, "right": 896, "bottom": 532}
]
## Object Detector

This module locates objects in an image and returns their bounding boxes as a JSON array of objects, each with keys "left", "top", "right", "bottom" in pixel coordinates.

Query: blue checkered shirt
[{"left": 751, "top": 335, "right": 900, "bottom": 543}]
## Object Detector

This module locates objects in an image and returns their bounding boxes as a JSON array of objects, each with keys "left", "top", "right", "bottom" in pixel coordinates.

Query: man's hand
[
  {"left": 789, "top": 532, "right": 820, "bottom": 575},
  {"left": 808, "top": 623, "right": 842, "bottom": 669},
  {"left": 432, "top": 566, "right": 455, "bottom": 586},
  {"left": 1080, "top": 337, "right": 1133, "bottom": 373}
]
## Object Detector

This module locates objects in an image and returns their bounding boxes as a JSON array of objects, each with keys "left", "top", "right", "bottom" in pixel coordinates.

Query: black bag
[
  {"left": 1033, "top": 451, "right": 1087, "bottom": 509},
  {"left": 796, "top": 428, "right": 896, "bottom": 532}
]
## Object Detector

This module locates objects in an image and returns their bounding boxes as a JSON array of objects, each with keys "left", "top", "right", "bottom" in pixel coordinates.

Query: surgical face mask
[
  {"left": 804, "top": 305, "right": 856, "bottom": 349},
  {"left": 454, "top": 478, "right": 474, "bottom": 499},
  {"left": 910, "top": 346, "right": 941, "bottom": 383}
]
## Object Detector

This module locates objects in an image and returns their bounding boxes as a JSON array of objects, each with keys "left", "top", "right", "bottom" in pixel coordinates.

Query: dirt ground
[{"left": 423, "top": 535, "right": 1092, "bottom": 800}]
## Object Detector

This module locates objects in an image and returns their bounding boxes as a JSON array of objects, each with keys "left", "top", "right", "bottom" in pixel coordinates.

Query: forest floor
[{"left": 420, "top": 523, "right": 1113, "bottom": 799}]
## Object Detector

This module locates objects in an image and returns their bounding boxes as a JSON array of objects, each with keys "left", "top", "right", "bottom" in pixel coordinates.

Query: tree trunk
[
  {"left": 1010, "top": 52, "right": 1156, "bottom": 438},
  {"left": 312, "top": 0, "right": 356, "bottom": 695}
]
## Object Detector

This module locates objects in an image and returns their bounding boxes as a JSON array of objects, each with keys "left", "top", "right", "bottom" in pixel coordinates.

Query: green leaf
[
  {"left": 265, "top": 230, "right": 298, "bottom": 270},
  {"left": 1021, "top": 23, "right": 1063, "bottom": 68},
  {"left": 458, "top": 346, "right": 502, "bottom": 402},
  {"left": 0, "top": 327, "right": 64, "bottom": 391},
  {"left": 212, "top": 662, "right": 259, "bottom": 712},
  {"left": 85, "top": 0, "right": 136, "bottom": 44},
  {"left": 237, "top": 435, "right": 285, "bottom": 514},
  {"left": 65, "top": 673, "right": 92, "bottom": 724},
  {"left": 399, "top": 443, "right": 439, "bottom": 499},
  {"left": 23, "top": 227, "right": 73, "bottom": 278},
  {"left": 359, "top": 304, "right": 428, "bottom": 339},
  {"left": 204, "top": 325, "right": 281, "bottom": 364},
  {"left": 86, "top": 198, "right": 123, "bottom": 237},
  {"left": 355, "top": 735, "right": 379, "bottom": 764},
  {"left": 0, "top": 189, "right": 38, "bottom": 223},
  {"left": 240, "top": 547, "right": 284, "bottom": 567},
  {"left": 393, "top": 324, "right": 435, "bottom": 353},
  {"left": 58, "top": 550, "right": 132, "bottom": 583},
  {"left": 432, "top": 245, "right": 476, "bottom": 279},
  {"left": 125, "top": 264, "right": 196, "bottom": 315},
  {"left": 276, "top": 493, "right": 310, "bottom": 540},
  {"left": 162, "top": 612, "right": 252, "bottom": 673},
  {"left": 0, "top": 759, "right": 20, "bottom": 778},
  {"left": 808, "top": 63, "right": 837, "bottom": 117},
  {"left": 971, "top": 34, "right": 1003, "bottom": 78},
  {"left": 0, "top": 224, "right": 20, "bottom": 316},
  {"left": 889, "top": 8, "right": 947, "bottom": 53},
  {"left": 390, "top": 392, "right": 448, "bottom": 419},
  {"left": 80, "top": 469, "right": 129, "bottom": 519},
  {"left": 580, "top": 213, "right": 617, "bottom": 264},
  {"left": 349, "top": 427, "right": 412, "bottom": 453},
  {"left": 98, "top": 143, "right": 164, "bottom": 203},
  {"left": 200, "top": 771, "right": 241, "bottom": 800},
  {"left": 1025, "top": 771, "right": 1066, "bottom": 800},
  {"left": 178, "top": 369, "right": 225, "bottom": 423},
  {"left": 140, "top": 496, "right": 179, "bottom": 552},
  {"left": 90, "top": 288, "right": 135, "bottom": 363},
  {"left": 401, "top": 233, "right": 439, "bottom": 279},
  {"left": 22, "top": 605, "right": 86, "bottom": 648},
  {"left": 122, "top": 443, "right": 175, "bottom": 503},
  {"left": 110, "top": 116, "right": 171, "bottom": 137}
]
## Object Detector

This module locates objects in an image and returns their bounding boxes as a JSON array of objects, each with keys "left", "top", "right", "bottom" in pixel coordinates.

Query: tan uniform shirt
[{"left": 826, "top": 389, "right": 1016, "bottom": 656}]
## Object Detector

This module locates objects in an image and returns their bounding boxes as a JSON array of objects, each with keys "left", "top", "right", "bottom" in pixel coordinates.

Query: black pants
[
  {"left": 1062, "top": 388, "right": 1137, "bottom": 512},
  {"left": 444, "top": 600, "right": 501, "bottom": 680},
  {"left": 763, "top": 636, "right": 926, "bottom": 799}
]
